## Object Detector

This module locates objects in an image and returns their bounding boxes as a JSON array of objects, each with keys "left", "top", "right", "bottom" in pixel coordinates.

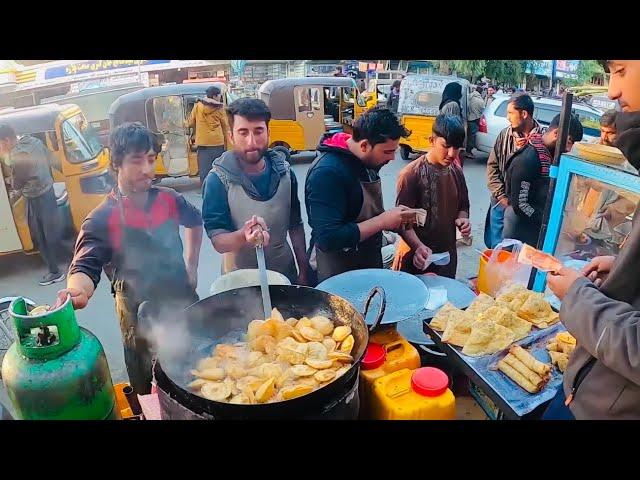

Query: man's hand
[
  {"left": 455, "top": 218, "right": 472, "bottom": 238},
  {"left": 547, "top": 267, "right": 584, "bottom": 301},
  {"left": 243, "top": 215, "right": 270, "bottom": 247},
  {"left": 378, "top": 205, "right": 410, "bottom": 231},
  {"left": 186, "top": 264, "right": 198, "bottom": 289},
  {"left": 54, "top": 287, "right": 89, "bottom": 310},
  {"left": 582, "top": 255, "right": 616, "bottom": 287},
  {"left": 412, "top": 244, "right": 433, "bottom": 271},
  {"left": 498, "top": 197, "right": 509, "bottom": 208},
  {"left": 514, "top": 135, "right": 528, "bottom": 149}
]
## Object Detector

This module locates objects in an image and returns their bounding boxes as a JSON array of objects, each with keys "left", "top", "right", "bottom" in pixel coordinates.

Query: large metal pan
[
  {"left": 142, "top": 285, "right": 384, "bottom": 419},
  {"left": 316, "top": 269, "right": 429, "bottom": 325}
]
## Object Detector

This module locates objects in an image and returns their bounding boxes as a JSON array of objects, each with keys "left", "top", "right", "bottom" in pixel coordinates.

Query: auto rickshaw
[
  {"left": 397, "top": 75, "right": 470, "bottom": 159},
  {"left": 108, "top": 83, "right": 235, "bottom": 180},
  {"left": 258, "top": 77, "right": 368, "bottom": 153},
  {"left": 0, "top": 104, "right": 113, "bottom": 257}
]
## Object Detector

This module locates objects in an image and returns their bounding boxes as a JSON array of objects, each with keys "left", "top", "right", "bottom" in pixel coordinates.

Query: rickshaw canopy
[{"left": 398, "top": 75, "right": 470, "bottom": 120}]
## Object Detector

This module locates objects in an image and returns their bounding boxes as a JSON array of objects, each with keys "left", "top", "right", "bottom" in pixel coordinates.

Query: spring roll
[
  {"left": 559, "top": 342, "right": 575, "bottom": 356},
  {"left": 546, "top": 341, "right": 560, "bottom": 352},
  {"left": 510, "top": 345, "right": 552, "bottom": 376},
  {"left": 502, "top": 354, "right": 545, "bottom": 388},
  {"left": 548, "top": 350, "right": 569, "bottom": 372},
  {"left": 497, "top": 359, "right": 539, "bottom": 393}
]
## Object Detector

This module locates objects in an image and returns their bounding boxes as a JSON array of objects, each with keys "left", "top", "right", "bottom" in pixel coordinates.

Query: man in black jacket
[{"left": 502, "top": 114, "right": 583, "bottom": 246}]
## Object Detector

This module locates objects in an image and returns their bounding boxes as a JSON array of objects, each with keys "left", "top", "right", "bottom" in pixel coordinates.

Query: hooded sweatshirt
[
  {"left": 557, "top": 110, "right": 640, "bottom": 419},
  {"left": 305, "top": 132, "right": 381, "bottom": 252},
  {"left": 202, "top": 148, "right": 302, "bottom": 239},
  {"left": 187, "top": 97, "right": 230, "bottom": 147},
  {"left": 8, "top": 135, "right": 53, "bottom": 198}
]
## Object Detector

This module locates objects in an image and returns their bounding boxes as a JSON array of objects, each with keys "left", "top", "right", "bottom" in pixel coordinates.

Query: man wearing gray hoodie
[
  {"left": 202, "top": 98, "right": 309, "bottom": 286},
  {"left": 544, "top": 60, "right": 640, "bottom": 419},
  {"left": 0, "top": 124, "right": 64, "bottom": 285}
]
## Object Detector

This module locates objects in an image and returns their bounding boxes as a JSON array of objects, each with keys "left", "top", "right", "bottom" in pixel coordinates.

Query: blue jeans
[
  {"left": 484, "top": 196, "right": 505, "bottom": 249},
  {"left": 542, "top": 387, "right": 576, "bottom": 420}
]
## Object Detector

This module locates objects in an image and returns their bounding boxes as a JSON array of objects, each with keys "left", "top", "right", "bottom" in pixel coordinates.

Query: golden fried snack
[
  {"left": 497, "top": 359, "right": 539, "bottom": 394},
  {"left": 430, "top": 303, "right": 460, "bottom": 331},
  {"left": 441, "top": 310, "right": 475, "bottom": 347},
  {"left": 477, "top": 305, "right": 532, "bottom": 341},
  {"left": 510, "top": 345, "right": 551, "bottom": 376},
  {"left": 548, "top": 351, "right": 569, "bottom": 372},
  {"left": 188, "top": 378, "right": 207, "bottom": 390},
  {"left": 299, "top": 325, "right": 324, "bottom": 342},
  {"left": 556, "top": 331, "right": 576, "bottom": 345},
  {"left": 190, "top": 311, "right": 354, "bottom": 403},
  {"left": 332, "top": 325, "right": 352, "bottom": 342},
  {"left": 280, "top": 385, "right": 314, "bottom": 400},
  {"left": 305, "top": 358, "right": 333, "bottom": 370},
  {"left": 466, "top": 293, "right": 496, "bottom": 317},
  {"left": 339, "top": 334, "right": 355, "bottom": 354},
  {"left": 314, "top": 369, "right": 337, "bottom": 383},
  {"left": 462, "top": 321, "right": 515, "bottom": 357},
  {"left": 255, "top": 377, "right": 276, "bottom": 403},
  {"left": 191, "top": 368, "right": 226, "bottom": 381},
  {"left": 310, "top": 316, "right": 334, "bottom": 336},
  {"left": 502, "top": 354, "right": 545, "bottom": 388},
  {"left": 291, "top": 365, "right": 317, "bottom": 377},
  {"left": 200, "top": 382, "right": 232, "bottom": 401}
]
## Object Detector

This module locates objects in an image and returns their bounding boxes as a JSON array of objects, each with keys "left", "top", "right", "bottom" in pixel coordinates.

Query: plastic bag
[{"left": 483, "top": 239, "right": 532, "bottom": 296}]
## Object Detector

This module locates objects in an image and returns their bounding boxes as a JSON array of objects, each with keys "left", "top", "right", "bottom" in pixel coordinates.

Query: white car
[{"left": 475, "top": 95, "right": 603, "bottom": 154}]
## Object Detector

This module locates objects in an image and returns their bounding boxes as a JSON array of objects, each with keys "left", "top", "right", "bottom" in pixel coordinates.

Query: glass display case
[{"left": 532, "top": 152, "right": 640, "bottom": 304}]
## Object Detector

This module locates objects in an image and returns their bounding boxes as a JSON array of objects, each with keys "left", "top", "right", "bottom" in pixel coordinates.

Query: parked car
[{"left": 475, "top": 95, "right": 602, "bottom": 154}]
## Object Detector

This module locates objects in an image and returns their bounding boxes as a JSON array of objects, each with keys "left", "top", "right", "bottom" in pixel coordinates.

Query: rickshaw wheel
[{"left": 400, "top": 145, "right": 412, "bottom": 160}]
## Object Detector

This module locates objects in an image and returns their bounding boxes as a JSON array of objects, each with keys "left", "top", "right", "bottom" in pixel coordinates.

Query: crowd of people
[{"left": 3, "top": 58, "right": 640, "bottom": 421}]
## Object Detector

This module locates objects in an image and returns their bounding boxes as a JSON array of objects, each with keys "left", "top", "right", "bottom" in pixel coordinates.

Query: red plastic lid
[
  {"left": 411, "top": 367, "right": 449, "bottom": 397},
  {"left": 361, "top": 343, "right": 386, "bottom": 370}
]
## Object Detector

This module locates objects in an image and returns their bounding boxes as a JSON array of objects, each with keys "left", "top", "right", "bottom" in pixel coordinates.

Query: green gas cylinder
[{"left": 1, "top": 295, "right": 118, "bottom": 420}]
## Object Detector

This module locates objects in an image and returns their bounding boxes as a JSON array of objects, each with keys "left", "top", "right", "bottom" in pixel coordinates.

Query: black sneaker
[{"left": 39, "top": 271, "right": 66, "bottom": 286}]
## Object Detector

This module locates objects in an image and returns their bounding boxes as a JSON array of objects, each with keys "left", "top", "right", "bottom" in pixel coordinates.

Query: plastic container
[
  {"left": 210, "top": 269, "right": 291, "bottom": 295},
  {"left": 370, "top": 367, "right": 456, "bottom": 420},
  {"left": 477, "top": 249, "right": 513, "bottom": 295},
  {"left": 359, "top": 329, "right": 421, "bottom": 419}
]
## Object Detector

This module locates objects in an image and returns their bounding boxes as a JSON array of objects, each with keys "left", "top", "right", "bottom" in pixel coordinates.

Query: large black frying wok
[{"left": 142, "top": 285, "right": 385, "bottom": 419}]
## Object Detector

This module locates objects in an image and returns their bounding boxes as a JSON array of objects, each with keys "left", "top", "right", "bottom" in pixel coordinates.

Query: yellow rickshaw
[
  {"left": 258, "top": 77, "right": 368, "bottom": 153},
  {"left": 108, "top": 83, "right": 235, "bottom": 180},
  {"left": 0, "top": 104, "right": 113, "bottom": 256},
  {"left": 398, "top": 75, "right": 470, "bottom": 159}
]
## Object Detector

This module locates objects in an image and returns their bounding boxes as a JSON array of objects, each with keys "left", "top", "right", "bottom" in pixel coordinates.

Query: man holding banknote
[{"left": 544, "top": 60, "right": 640, "bottom": 420}]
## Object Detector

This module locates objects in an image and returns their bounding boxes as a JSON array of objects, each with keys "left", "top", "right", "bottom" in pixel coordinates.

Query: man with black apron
[
  {"left": 56, "top": 122, "right": 203, "bottom": 394},
  {"left": 202, "top": 98, "right": 308, "bottom": 285},
  {"left": 305, "top": 107, "right": 411, "bottom": 284}
]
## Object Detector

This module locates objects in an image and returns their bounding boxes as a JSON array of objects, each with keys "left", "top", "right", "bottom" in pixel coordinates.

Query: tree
[
  {"left": 562, "top": 60, "right": 604, "bottom": 86},
  {"left": 428, "top": 60, "right": 545, "bottom": 86}
]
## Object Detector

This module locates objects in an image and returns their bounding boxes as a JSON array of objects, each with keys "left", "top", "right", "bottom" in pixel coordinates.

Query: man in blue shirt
[{"left": 202, "top": 98, "right": 308, "bottom": 285}]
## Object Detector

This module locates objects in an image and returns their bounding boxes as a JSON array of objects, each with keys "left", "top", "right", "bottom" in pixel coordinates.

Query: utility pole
[{"left": 551, "top": 60, "right": 557, "bottom": 95}]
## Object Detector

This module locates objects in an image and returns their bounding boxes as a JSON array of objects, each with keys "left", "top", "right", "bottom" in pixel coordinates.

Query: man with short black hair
[
  {"left": 392, "top": 114, "right": 471, "bottom": 278},
  {"left": 484, "top": 93, "right": 545, "bottom": 248},
  {"left": 502, "top": 113, "right": 583, "bottom": 246},
  {"left": 0, "top": 123, "right": 64, "bottom": 286},
  {"left": 187, "top": 85, "right": 230, "bottom": 184},
  {"left": 57, "top": 122, "right": 203, "bottom": 394},
  {"left": 305, "top": 106, "right": 411, "bottom": 282},
  {"left": 202, "top": 98, "right": 308, "bottom": 285}
]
